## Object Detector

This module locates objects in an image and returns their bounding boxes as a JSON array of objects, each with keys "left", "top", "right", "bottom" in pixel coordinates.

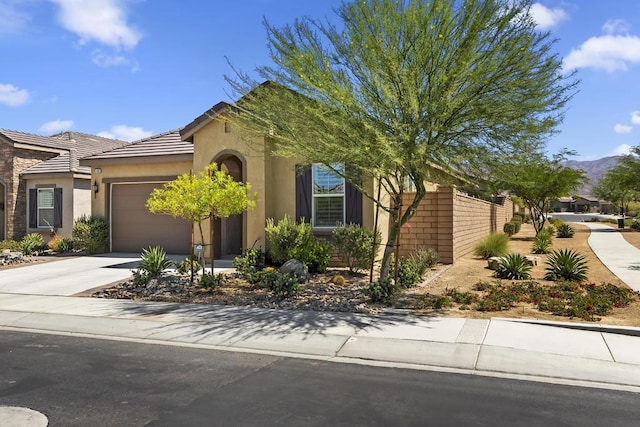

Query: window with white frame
[
  {"left": 312, "top": 163, "right": 345, "bottom": 227},
  {"left": 37, "top": 188, "right": 55, "bottom": 228}
]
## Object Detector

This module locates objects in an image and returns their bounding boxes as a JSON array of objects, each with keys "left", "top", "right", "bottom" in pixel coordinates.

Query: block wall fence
[{"left": 398, "top": 188, "right": 515, "bottom": 264}]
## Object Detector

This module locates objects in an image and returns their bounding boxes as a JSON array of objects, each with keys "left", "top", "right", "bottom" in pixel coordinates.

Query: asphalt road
[{"left": 0, "top": 331, "right": 639, "bottom": 426}]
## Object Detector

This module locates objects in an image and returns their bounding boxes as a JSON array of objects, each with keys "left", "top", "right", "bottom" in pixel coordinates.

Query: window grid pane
[
  {"left": 314, "top": 196, "right": 344, "bottom": 227},
  {"left": 37, "top": 188, "right": 54, "bottom": 227},
  {"left": 313, "top": 164, "right": 344, "bottom": 195},
  {"left": 38, "top": 189, "right": 54, "bottom": 208}
]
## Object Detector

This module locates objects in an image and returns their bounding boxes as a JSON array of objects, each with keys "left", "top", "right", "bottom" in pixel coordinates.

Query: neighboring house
[
  {"left": 80, "top": 101, "right": 513, "bottom": 264},
  {"left": 574, "top": 195, "right": 601, "bottom": 213},
  {"left": 551, "top": 197, "right": 575, "bottom": 212},
  {"left": 0, "top": 129, "right": 127, "bottom": 242}
]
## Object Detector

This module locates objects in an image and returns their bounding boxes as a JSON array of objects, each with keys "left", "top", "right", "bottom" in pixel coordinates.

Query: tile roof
[
  {"left": 81, "top": 129, "right": 193, "bottom": 161},
  {"left": 1, "top": 128, "right": 129, "bottom": 176}
]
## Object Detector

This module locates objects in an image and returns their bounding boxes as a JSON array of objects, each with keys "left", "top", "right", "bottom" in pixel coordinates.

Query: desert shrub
[
  {"left": 511, "top": 218, "right": 522, "bottom": 233},
  {"left": 409, "top": 248, "right": 439, "bottom": 275},
  {"left": 331, "top": 274, "right": 346, "bottom": 285},
  {"left": 396, "top": 257, "right": 422, "bottom": 288},
  {"left": 495, "top": 253, "right": 532, "bottom": 280},
  {"left": 445, "top": 288, "right": 477, "bottom": 305},
  {"left": 59, "top": 238, "right": 74, "bottom": 252},
  {"left": 631, "top": 221, "right": 640, "bottom": 231},
  {"left": 418, "top": 294, "right": 452, "bottom": 309},
  {"left": 131, "top": 269, "right": 150, "bottom": 286},
  {"left": 556, "top": 223, "right": 575, "bottom": 238},
  {"left": 513, "top": 211, "right": 525, "bottom": 222},
  {"left": 473, "top": 233, "right": 509, "bottom": 259},
  {"left": 548, "top": 217, "right": 564, "bottom": 228},
  {"left": 503, "top": 222, "right": 516, "bottom": 236},
  {"left": 20, "top": 233, "right": 45, "bottom": 255},
  {"left": 265, "top": 216, "right": 332, "bottom": 273},
  {"left": 72, "top": 215, "right": 109, "bottom": 254},
  {"left": 137, "top": 246, "right": 173, "bottom": 278},
  {"left": 332, "top": 224, "right": 381, "bottom": 273},
  {"left": 544, "top": 249, "right": 589, "bottom": 282},
  {"left": 0, "top": 240, "right": 21, "bottom": 252},
  {"left": 176, "top": 256, "right": 202, "bottom": 275},
  {"left": 233, "top": 248, "right": 265, "bottom": 278},
  {"left": 260, "top": 269, "right": 302, "bottom": 298},
  {"left": 532, "top": 228, "right": 553, "bottom": 254},
  {"left": 199, "top": 273, "right": 225, "bottom": 290},
  {"left": 364, "top": 277, "right": 398, "bottom": 305}
]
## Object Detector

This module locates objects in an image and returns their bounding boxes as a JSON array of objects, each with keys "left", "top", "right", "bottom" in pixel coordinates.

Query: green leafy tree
[
  {"left": 493, "top": 151, "right": 585, "bottom": 235},
  {"left": 226, "top": 0, "right": 577, "bottom": 279},
  {"left": 592, "top": 147, "right": 640, "bottom": 216},
  {"left": 147, "top": 164, "right": 256, "bottom": 278}
]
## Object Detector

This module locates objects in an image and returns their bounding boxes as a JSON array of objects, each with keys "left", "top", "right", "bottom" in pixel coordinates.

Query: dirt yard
[{"left": 412, "top": 223, "right": 640, "bottom": 326}]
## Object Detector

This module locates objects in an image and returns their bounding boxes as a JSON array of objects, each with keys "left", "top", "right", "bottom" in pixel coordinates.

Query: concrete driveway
[{"left": 0, "top": 254, "right": 143, "bottom": 296}]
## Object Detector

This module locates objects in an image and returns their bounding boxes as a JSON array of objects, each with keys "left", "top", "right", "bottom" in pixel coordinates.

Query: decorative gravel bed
[{"left": 92, "top": 269, "right": 383, "bottom": 314}]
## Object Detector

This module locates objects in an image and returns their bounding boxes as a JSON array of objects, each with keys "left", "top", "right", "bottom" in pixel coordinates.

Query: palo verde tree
[
  {"left": 592, "top": 146, "right": 640, "bottom": 215},
  {"left": 147, "top": 164, "right": 256, "bottom": 279},
  {"left": 226, "top": 0, "right": 577, "bottom": 280},
  {"left": 492, "top": 150, "right": 585, "bottom": 235}
]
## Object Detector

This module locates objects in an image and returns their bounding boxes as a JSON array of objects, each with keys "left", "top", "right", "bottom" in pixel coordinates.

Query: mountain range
[{"left": 562, "top": 156, "right": 621, "bottom": 196}]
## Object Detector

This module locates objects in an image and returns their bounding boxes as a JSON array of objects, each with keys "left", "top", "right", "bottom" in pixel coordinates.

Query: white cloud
[
  {"left": 39, "top": 120, "right": 74, "bottom": 133},
  {"left": 529, "top": 3, "right": 568, "bottom": 30},
  {"left": 0, "top": 83, "right": 30, "bottom": 106},
  {"left": 614, "top": 124, "right": 632, "bottom": 134},
  {"left": 562, "top": 35, "right": 640, "bottom": 73},
  {"left": 50, "top": 0, "right": 142, "bottom": 50},
  {"left": 603, "top": 19, "right": 631, "bottom": 35},
  {"left": 631, "top": 111, "right": 640, "bottom": 125},
  {"left": 91, "top": 49, "right": 139, "bottom": 72},
  {"left": 98, "top": 125, "right": 152, "bottom": 142},
  {"left": 610, "top": 144, "right": 632, "bottom": 156},
  {"left": 0, "top": 1, "right": 30, "bottom": 35}
]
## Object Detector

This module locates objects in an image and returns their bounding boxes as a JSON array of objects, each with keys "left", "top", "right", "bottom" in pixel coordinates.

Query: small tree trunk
[
  {"left": 210, "top": 215, "right": 215, "bottom": 274},
  {"left": 190, "top": 222, "right": 194, "bottom": 284}
]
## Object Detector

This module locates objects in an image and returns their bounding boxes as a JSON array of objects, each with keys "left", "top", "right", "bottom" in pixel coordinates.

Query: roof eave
[
  {"left": 180, "top": 101, "right": 233, "bottom": 141},
  {"left": 80, "top": 153, "right": 193, "bottom": 166}
]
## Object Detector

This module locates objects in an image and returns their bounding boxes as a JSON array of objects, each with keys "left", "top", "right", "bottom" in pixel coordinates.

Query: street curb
[{"left": 496, "top": 317, "right": 640, "bottom": 337}]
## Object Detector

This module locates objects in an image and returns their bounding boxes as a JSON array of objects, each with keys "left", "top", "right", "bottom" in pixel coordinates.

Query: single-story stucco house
[
  {"left": 80, "top": 101, "right": 515, "bottom": 263},
  {"left": 0, "top": 129, "right": 127, "bottom": 242}
]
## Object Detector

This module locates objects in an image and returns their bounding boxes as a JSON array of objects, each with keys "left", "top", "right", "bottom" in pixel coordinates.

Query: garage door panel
[{"left": 111, "top": 183, "right": 190, "bottom": 254}]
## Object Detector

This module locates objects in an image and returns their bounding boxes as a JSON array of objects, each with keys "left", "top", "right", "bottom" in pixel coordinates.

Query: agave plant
[
  {"left": 495, "top": 253, "right": 532, "bottom": 280},
  {"left": 137, "top": 246, "right": 173, "bottom": 278},
  {"left": 556, "top": 223, "right": 575, "bottom": 238},
  {"left": 532, "top": 229, "right": 553, "bottom": 254},
  {"left": 544, "top": 249, "right": 589, "bottom": 282}
]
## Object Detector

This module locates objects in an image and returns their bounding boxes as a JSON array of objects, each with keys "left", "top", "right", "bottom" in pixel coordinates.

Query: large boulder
[{"left": 280, "top": 259, "right": 310, "bottom": 282}]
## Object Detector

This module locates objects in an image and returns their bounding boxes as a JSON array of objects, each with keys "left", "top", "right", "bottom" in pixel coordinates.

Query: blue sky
[{"left": 1, "top": 1, "right": 639, "bottom": 160}]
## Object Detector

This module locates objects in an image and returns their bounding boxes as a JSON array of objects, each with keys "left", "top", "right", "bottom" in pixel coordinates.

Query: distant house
[
  {"left": 574, "top": 195, "right": 601, "bottom": 213},
  {"left": 551, "top": 197, "right": 575, "bottom": 212},
  {"left": 0, "top": 129, "right": 127, "bottom": 242}
]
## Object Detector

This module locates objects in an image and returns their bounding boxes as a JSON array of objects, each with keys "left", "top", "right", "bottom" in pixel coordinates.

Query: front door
[{"left": 213, "top": 156, "right": 243, "bottom": 257}]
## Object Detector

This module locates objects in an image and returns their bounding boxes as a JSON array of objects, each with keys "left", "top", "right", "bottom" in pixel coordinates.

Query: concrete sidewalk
[
  {"left": 581, "top": 222, "right": 640, "bottom": 292},
  {"left": 1, "top": 293, "right": 640, "bottom": 392}
]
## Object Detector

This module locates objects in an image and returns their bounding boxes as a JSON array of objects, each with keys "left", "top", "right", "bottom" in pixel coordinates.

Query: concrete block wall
[{"left": 398, "top": 187, "right": 514, "bottom": 264}]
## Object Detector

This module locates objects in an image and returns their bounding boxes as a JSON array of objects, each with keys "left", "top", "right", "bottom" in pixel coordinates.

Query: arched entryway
[
  {"left": 0, "top": 181, "right": 5, "bottom": 241},
  {"left": 213, "top": 153, "right": 244, "bottom": 258}
]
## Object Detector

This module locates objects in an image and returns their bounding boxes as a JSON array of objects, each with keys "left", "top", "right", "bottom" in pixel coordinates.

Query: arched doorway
[
  {"left": 213, "top": 154, "right": 244, "bottom": 258},
  {"left": 0, "top": 181, "right": 5, "bottom": 241}
]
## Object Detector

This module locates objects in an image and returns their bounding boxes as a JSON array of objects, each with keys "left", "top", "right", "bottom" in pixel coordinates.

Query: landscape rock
[{"left": 280, "top": 259, "right": 310, "bottom": 281}]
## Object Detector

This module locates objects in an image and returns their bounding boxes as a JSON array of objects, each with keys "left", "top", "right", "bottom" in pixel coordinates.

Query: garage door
[{"left": 111, "top": 183, "right": 190, "bottom": 254}]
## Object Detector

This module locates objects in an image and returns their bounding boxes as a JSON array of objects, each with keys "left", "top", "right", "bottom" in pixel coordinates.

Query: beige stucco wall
[
  {"left": 192, "top": 118, "right": 267, "bottom": 255},
  {"left": 73, "top": 179, "right": 91, "bottom": 222},
  {"left": 25, "top": 177, "right": 76, "bottom": 240},
  {"left": 90, "top": 161, "right": 192, "bottom": 218}
]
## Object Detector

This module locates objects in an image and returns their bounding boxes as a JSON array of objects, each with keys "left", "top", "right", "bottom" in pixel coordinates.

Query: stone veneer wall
[
  {"left": 398, "top": 188, "right": 514, "bottom": 264},
  {"left": 0, "top": 143, "right": 56, "bottom": 240}
]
